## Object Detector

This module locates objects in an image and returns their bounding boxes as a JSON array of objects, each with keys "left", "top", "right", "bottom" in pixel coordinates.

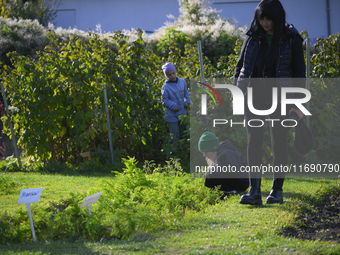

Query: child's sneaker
[{"left": 220, "top": 190, "right": 238, "bottom": 201}]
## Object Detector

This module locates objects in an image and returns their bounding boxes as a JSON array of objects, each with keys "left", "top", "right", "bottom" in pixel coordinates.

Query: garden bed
[{"left": 281, "top": 192, "right": 340, "bottom": 242}]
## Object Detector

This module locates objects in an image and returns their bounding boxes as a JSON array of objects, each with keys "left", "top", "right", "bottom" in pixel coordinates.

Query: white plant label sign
[
  {"left": 81, "top": 191, "right": 102, "bottom": 215},
  {"left": 17, "top": 188, "right": 42, "bottom": 242},
  {"left": 18, "top": 188, "right": 42, "bottom": 204}
]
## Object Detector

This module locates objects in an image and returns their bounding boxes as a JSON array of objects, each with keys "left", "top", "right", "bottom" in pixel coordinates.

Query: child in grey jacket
[{"left": 161, "top": 62, "right": 190, "bottom": 157}]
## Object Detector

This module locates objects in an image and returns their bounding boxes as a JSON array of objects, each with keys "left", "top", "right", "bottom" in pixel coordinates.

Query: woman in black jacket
[{"left": 234, "top": 0, "right": 306, "bottom": 205}]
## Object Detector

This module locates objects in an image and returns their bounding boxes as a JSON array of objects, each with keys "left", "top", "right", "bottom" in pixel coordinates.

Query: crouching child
[{"left": 198, "top": 132, "right": 249, "bottom": 200}]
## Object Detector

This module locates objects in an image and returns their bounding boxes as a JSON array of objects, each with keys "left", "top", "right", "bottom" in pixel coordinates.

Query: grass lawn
[
  {"left": 1, "top": 172, "right": 111, "bottom": 213},
  {"left": 1, "top": 172, "right": 340, "bottom": 254}
]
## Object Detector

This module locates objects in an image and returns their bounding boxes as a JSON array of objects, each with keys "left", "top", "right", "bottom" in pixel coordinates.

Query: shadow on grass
[
  {"left": 42, "top": 170, "right": 117, "bottom": 178},
  {"left": 0, "top": 236, "right": 165, "bottom": 254},
  {"left": 0, "top": 240, "right": 102, "bottom": 255}
]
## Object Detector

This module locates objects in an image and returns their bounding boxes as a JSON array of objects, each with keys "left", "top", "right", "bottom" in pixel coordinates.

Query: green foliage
[
  {"left": 308, "top": 33, "right": 340, "bottom": 163},
  {"left": 0, "top": 153, "right": 124, "bottom": 174},
  {"left": 156, "top": 28, "right": 190, "bottom": 58},
  {"left": 0, "top": 1, "right": 339, "bottom": 167},
  {"left": 0, "top": 193, "right": 110, "bottom": 243},
  {"left": 3, "top": 0, "right": 60, "bottom": 27},
  {"left": 0, "top": 0, "right": 7, "bottom": 18},
  {"left": 88, "top": 157, "right": 218, "bottom": 239},
  {"left": 1, "top": 30, "right": 166, "bottom": 163},
  {"left": 0, "top": 17, "right": 48, "bottom": 67},
  {"left": 154, "top": 27, "right": 239, "bottom": 67},
  {"left": 0, "top": 156, "right": 23, "bottom": 172},
  {"left": 311, "top": 33, "right": 340, "bottom": 78},
  {"left": 216, "top": 39, "right": 242, "bottom": 78},
  {"left": 0, "top": 173, "right": 18, "bottom": 194},
  {"left": 0, "top": 157, "right": 219, "bottom": 243},
  {"left": 148, "top": 0, "right": 244, "bottom": 67}
]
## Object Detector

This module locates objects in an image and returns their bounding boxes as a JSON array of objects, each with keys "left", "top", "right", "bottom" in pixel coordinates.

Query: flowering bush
[
  {"left": 123, "top": 0, "right": 246, "bottom": 66},
  {"left": 2, "top": 0, "right": 60, "bottom": 27},
  {"left": 0, "top": 17, "right": 48, "bottom": 67}
]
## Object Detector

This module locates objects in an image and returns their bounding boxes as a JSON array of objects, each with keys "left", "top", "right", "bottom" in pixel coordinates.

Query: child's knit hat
[
  {"left": 162, "top": 62, "right": 176, "bottom": 75},
  {"left": 198, "top": 132, "right": 221, "bottom": 152}
]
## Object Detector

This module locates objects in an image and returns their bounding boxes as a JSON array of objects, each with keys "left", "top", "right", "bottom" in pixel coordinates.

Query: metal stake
[{"left": 103, "top": 84, "right": 114, "bottom": 164}]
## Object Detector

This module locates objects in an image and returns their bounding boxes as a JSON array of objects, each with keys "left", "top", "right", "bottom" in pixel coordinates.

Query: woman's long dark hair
[{"left": 250, "top": 0, "right": 286, "bottom": 39}]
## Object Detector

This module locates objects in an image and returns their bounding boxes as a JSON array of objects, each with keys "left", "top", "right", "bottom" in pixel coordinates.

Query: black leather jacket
[{"left": 234, "top": 23, "right": 305, "bottom": 98}]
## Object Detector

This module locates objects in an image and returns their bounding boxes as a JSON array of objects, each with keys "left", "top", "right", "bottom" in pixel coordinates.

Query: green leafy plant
[
  {"left": 0, "top": 158, "right": 219, "bottom": 243},
  {"left": 88, "top": 156, "right": 219, "bottom": 239},
  {"left": 147, "top": 0, "right": 244, "bottom": 67},
  {"left": 3, "top": 0, "right": 61, "bottom": 27},
  {"left": 1, "top": 30, "right": 166, "bottom": 163},
  {"left": 1, "top": 2, "right": 339, "bottom": 168},
  {"left": 0, "top": 173, "right": 17, "bottom": 194},
  {"left": 307, "top": 34, "right": 340, "bottom": 163},
  {"left": 0, "top": 192, "right": 111, "bottom": 243}
]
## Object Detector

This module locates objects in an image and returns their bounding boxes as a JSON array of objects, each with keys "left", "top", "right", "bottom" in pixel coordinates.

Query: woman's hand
[{"left": 289, "top": 108, "right": 304, "bottom": 120}]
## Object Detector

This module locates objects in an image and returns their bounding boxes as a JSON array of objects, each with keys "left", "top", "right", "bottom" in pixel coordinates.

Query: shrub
[
  {"left": 0, "top": 17, "right": 48, "bottom": 67},
  {"left": 1, "top": 30, "right": 167, "bottom": 163},
  {"left": 0, "top": 193, "right": 110, "bottom": 243},
  {"left": 308, "top": 33, "right": 340, "bottom": 163},
  {"left": 0, "top": 158, "right": 219, "bottom": 243},
  {"left": 1, "top": 1, "right": 339, "bottom": 166},
  {"left": 126, "top": 0, "right": 246, "bottom": 67},
  {"left": 0, "top": 18, "right": 118, "bottom": 69},
  {"left": 2, "top": 0, "right": 61, "bottom": 27},
  {"left": 87, "top": 157, "right": 219, "bottom": 239}
]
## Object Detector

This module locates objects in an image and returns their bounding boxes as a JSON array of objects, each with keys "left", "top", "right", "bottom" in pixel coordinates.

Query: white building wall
[
  {"left": 329, "top": 0, "right": 340, "bottom": 35},
  {"left": 53, "top": 0, "right": 340, "bottom": 43},
  {"left": 53, "top": 0, "right": 180, "bottom": 32}
]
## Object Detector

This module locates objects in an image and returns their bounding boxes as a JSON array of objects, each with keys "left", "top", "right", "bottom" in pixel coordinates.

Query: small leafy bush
[
  {"left": 0, "top": 193, "right": 110, "bottom": 243},
  {"left": 88, "top": 157, "right": 219, "bottom": 239},
  {"left": 0, "top": 158, "right": 218, "bottom": 243}
]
